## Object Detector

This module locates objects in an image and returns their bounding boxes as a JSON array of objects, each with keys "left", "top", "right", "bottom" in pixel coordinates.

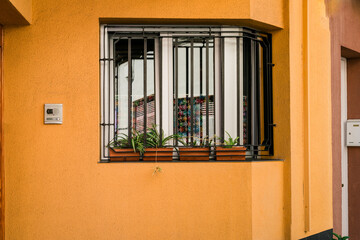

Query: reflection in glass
[
  {"left": 173, "top": 38, "right": 215, "bottom": 145},
  {"left": 114, "top": 38, "right": 155, "bottom": 137}
]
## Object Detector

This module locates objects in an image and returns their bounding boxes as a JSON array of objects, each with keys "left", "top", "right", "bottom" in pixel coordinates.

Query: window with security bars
[{"left": 100, "top": 25, "right": 274, "bottom": 162}]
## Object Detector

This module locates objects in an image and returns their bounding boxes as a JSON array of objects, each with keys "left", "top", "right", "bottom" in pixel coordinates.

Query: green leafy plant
[
  {"left": 144, "top": 124, "right": 178, "bottom": 175},
  {"left": 108, "top": 130, "right": 145, "bottom": 154},
  {"left": 218, "top": 131, "right": 239, "bottom": 148},
  {"left": 178, "top": 136, "right": 213, "bottom": 147},
  {"left": 145, "top": 124, "right": 179, "bottom": 148},
  {"left": 333, "top": 233, "right": 349, "bottom": 240}
]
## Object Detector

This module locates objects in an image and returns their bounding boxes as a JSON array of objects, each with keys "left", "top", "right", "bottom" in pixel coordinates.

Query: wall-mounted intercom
[
  {"left": 44, "top": 104, "right": 63, "bottom": 124},
  {"left": 347, "top": 120, "right": 360, "bottom": 146}
]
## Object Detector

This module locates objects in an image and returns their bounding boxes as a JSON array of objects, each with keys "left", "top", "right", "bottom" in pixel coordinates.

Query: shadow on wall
[{"left": 326, "top": 0, "right": 360, "bottom": 17}]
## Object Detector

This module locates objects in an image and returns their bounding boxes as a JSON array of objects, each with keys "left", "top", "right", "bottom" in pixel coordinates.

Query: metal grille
[{"left": 100, "top": 25, "right": 274, "bottom": 162}]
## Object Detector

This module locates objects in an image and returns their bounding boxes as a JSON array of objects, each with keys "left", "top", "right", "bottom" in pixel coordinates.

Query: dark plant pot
[
  {"left": 216, "top": 146, "right": 246, "bottom": 160},
  {"left": 143, "top": 148, "right": 173, "bottom": 161},
  {"left": 109, "top": 148, "right": 140, "bottom": 161},
  {"left": 179, "top": 147, "right": 210, "bottom": 161}
]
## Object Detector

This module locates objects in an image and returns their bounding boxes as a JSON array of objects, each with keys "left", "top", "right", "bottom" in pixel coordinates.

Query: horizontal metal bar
[
  {"left": 99, "top": 58, "right": 114, "bottom": 61},
  {"left": 106, "top": 25, "right": 267, "bottom": 35},
  {"left": 107, "top": 148, "right": 270, "bottom": 153},
  {"left": 111, "top": 35, "right": 264, "bottom": 42},
  {"left": 99, "top": 158, "right": 284, "bottom": 163}
]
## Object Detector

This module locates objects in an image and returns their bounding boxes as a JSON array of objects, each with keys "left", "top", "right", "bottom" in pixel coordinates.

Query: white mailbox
[
  {"left": 44, "top": 104, "right": 63, "bottom": 124},
  {"left": 347, "top": 120, "right": 360, "bottom": 146}
]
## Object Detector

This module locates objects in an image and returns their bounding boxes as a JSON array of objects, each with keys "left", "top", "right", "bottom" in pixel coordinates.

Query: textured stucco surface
[{"left": 1, "top": 0, "right": 333, "bottom": 239}]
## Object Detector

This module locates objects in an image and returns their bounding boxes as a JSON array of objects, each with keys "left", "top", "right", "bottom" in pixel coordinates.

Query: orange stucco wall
[
  {"left": 0, "top": 0, "right": 31, "bottom": 25},
  {"left": 2, "top": 0, "right": 332, "bottom": 239},
  {"left": 287, "top": 0, "right": 332, "bottom": 238},
  {"left": 8, "top": 0, "right": 32, "bottom": 23}
]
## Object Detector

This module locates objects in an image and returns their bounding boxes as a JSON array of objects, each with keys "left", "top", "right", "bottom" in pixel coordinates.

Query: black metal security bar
[
  {"left": 100, "top": 25, "right": 274, "bottom": 162},
  {"left": 190, "top": 39, "right": 194, "bottom": 145},
  {"left": 128, "top": 38, "right": 132, "bottom": 143},
  {"left": 143, "top": 38, "right": 147, "bottom": 144},
  {"left": 174, "top": 38, "right": 179, "bottom": 145},
  {"left": 205, "top": 39, "right": 210, "bottom": 144},
  {"left": 236, "top": 37, "right": 241, "bottom": 144},
  {"left": 220, "top": 37, "right": 225, "bottom": 142},
  {"left": 159, "top": 38, "right": 163, "bottom": 144}
]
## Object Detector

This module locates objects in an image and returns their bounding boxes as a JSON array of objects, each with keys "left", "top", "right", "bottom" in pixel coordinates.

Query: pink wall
[{"left": 328, "top": 0, "right": 360, "bottom": 234}]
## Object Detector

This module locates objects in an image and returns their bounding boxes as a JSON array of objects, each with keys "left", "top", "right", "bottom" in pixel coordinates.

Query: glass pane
[
  {"left": 174, "top": 38, "right": 215, "bottom": 145},
  {"left": 131, "top": 39, "right": 145, "bottom": 133},
  {"left": 146, "top": 39, "right": 156, "bottom": 130},
  {"left": 115, "top": 39, "right": 129, "bottom": 137},
  {"left": 115, "top": 38, "right": 156, "bottom": 137}
]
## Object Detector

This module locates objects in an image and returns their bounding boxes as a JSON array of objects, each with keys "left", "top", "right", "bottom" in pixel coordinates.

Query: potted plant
[
  {"left": 178, "top": 136, "right": 212, "bottom": 161},
  {"left": 143, "top": 124, "right": 178, "bottom": 161},
  {"left": 216, "top": 131, "right": 246, "bottom": 160},
  {"left": 107, "top": 130, "right": 144, "bottom": 161}
]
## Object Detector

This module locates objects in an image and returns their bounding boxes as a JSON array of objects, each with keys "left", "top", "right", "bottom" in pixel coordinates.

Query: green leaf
[{"left": 333, "top": 233, "right": 341, "bottom": 239}]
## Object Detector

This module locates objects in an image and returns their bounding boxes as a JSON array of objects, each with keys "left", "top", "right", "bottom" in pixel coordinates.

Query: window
[{"left": 100, "top": 25, "right": 274, "bottom": 162}]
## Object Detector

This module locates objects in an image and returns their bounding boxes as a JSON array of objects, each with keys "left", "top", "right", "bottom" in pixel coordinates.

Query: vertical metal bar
[
  {"left": 200, "top": 45, "right": 203, "bottom": 143},
  {"left": 261, "top": 41, "right": 269, "bottom": 147},
  {"left": 143, "top": 38, "right": 147, "bottom": 143},
  {"left": 213, "top": 38, "right": 216, "bottom": 145},
  {"left": 236, "top": 37, "right": 240, "bottom": 145},
  {"left": 268, "top": 34, "right": 274, "bottom": 155},
  {"left": 239, "top": 36, "right": 244, "bottom": 146},
  {"left": 128, "top": 38, "right": 132, "bottom": 143},
  {"left": 206, "top": 39, "right": 210, "bottom": 144},
  {"left": 255, "top": 42, "right": 260, "bottom": 145},
  {"left": 220, "top": 37, "right": 225, "bottom": 142},
  {"left": 114, "top": 63, "right": 117, "bottom": 133},
  {"left": 244, "top": 37, "right": 252, "bottom": 146},
  {"left": 186, "top": 47, "right": 189, "bottom": 144},
  {"left": 250, "top": 38, "right": 257, "bottom": 157},
  {"left": 134, "top": 105, "right": 137, "bottom": 130},
  {"left": 190, "top": 39, "right": 194, "bottom": 144},
  {"left": 159, "top": 37, "right": 163, "bottom": 143},
  {"left": 251, "top": 39, "right": 255, "bottom": 146},
  {"left": 102, "top": 27, "right": 106, "bottom": 159},
  {"left": 113, "top": 39, "right": 120, "bottom": 140},
  {"left": 154, "top": 38, "right": 158, "bottom": 128},
  {"left": 174, "top": 38, "right": 179, "bottom": 145},
  {"left": 108, "top": 36, "right": 111, "bottom": 156}
]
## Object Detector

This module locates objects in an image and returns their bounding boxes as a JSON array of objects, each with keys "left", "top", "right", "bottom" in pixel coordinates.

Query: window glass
[
  {"left": 100, "top": 26, "right": 274, "bottom": 161},
  {"left": 173, "top": 38, "right": 215, "bottom": 145}
]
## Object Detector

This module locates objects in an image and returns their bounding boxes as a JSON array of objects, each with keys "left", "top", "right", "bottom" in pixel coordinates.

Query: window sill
[{"left": 98, "top": 158, "right": 283, "bottom": 163}]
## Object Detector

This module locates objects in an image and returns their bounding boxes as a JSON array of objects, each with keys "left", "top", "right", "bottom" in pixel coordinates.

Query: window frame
[{"left": 100, "top": 25, "right": 274, "bottom": 162}]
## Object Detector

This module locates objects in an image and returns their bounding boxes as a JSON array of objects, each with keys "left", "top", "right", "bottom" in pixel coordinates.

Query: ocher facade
[{"left": 0, "top": 0, "right": 332, "bottom": 239}]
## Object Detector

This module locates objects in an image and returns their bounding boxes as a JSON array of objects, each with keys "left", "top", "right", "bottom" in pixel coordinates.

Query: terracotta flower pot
[
  {"left": 143, "top": 148, "right": 173, "bottom": 161},
  {"left": 178, "top": 147, "right": 210, "bottom": 161},
  {"left": 109, "top": 148, "right": 140, "bottom": 161},
  {"left": 216, "top": 146, "right": 246, "bottom": 160}
]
